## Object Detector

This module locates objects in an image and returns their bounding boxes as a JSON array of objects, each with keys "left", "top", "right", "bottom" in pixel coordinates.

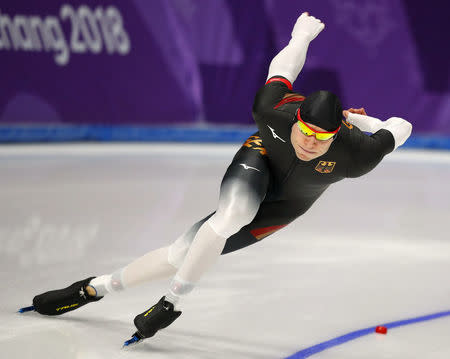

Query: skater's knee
[
  {"left": 208, "top": 199, "right": 258, "bottom": 238},
  {"left": 167, "top": 220, "right": 207, "bottom": 269}
]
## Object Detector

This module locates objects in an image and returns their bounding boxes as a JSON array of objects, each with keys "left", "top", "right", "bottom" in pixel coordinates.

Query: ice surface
[{"left": 1, "top": 144, "right": 449, "bottom": 359}]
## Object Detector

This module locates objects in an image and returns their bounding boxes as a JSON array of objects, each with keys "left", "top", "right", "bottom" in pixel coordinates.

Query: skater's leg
[
  {"left": 132, "top": 134, "right": 271, "bottom": 339},
  {"left": 88, "top": 216, "right": 212, "bottom": 297},
  {"left": 166, "top": 142, "right": 270, "bottom": 307},
  {"left": 28, "top": 218, "right": 213, "bottom": 314},
  {"left": 122, "top": 247, "right": 176, "bottom": 286},
  {"left": 88, "top": 247, "right": 175, "bottom": 297},
  {"left": 90, "top": 137, "right": 269, "bottom": 299}
]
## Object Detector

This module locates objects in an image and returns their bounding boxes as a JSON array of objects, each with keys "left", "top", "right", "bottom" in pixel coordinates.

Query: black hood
[{"left": 299, "top": 90, "right": 343, "bottom": 131}]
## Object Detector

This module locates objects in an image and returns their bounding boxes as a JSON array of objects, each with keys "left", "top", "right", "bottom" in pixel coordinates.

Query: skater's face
[{"left": 290, "top": 121, "right": 335, "bottom": 161}]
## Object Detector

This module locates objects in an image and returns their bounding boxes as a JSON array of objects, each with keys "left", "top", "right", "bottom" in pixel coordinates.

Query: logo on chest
[{"left": 315, "top": 161, "right": 336, "bottom": 174}]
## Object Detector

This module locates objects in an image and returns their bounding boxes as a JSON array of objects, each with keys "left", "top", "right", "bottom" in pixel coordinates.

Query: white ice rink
[{"left": 1, "top": 143, "right": 449, "bottom": 359}]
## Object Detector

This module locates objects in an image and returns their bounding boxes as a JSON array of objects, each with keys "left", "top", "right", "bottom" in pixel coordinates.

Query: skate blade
[
  {"left": 122, "top": 334, "right": 142, "bottom": 348},
  {"left": 18, "top": 306, "right": 35, "bottom": 313}
]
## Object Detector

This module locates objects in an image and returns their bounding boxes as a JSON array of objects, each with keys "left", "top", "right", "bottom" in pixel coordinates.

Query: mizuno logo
[
  {"left": 240, "top": 163, "right": 260, "bottom": 172},
  {"left": 267, "top": 125, "right": 286, "bottom": 142},
  {"left": 79, "top": 287, "right": 86, "bottom": 299}
]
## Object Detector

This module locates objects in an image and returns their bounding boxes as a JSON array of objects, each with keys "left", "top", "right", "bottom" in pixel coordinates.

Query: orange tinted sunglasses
[{"left": 296, "top": 109, "right": 340, "bottom": 141}]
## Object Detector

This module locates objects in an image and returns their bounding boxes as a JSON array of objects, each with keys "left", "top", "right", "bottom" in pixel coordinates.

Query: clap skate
[
  {"left": 123, "top": 296, "right": 182, "bottom": 347},
  {"left": 18, "top": 277, "right": 102, "bottom": 315}
]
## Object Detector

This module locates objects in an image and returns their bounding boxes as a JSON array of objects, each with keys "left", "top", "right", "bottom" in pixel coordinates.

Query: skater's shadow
[
  {"left": 126, "top": 327, "right": 287, "bottom": 357},
  {"left": 20, "top": 312, "right": 282, "bottom": 356}
]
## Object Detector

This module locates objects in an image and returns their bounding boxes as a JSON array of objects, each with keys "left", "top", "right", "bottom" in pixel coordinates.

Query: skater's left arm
[
  {"left": 253, "top": 12, "right": 325, "bottom": 116},
  {"left": 266, "top": 12, "right": 324, "bottom": 85},
  {"left": 345, "top": 110, "right": 412, "bottom": 178}
]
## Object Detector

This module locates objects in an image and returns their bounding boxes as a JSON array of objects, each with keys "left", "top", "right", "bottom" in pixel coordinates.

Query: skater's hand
[
  {"left": 343, "top": 108, "right": 367, "bottom": 118},
  {"left": 291, "top": 12, "right": 325, "bottom": 42}
]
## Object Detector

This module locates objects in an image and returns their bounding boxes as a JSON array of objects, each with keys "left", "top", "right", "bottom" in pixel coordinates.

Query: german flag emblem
[{"left": 315, "top": 161, "right": 336, "bottom": 173}]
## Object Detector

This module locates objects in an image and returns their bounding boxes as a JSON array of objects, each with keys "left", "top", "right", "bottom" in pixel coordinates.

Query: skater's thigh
[
  {"left": 209, "top": 133, "right": 271, "bottom": 237},
  {"left": 220, "top": 132, "right": 270, "bottom": 200}
]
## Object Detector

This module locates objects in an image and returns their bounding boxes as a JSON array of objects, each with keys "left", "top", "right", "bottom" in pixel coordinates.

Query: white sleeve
[
  {"left": 266, "top": 13, "right": 325, "bottom": 84},
  {"left": 346, "top": 113, "right": 412, "bottom": 150},
  {"left": 266, "top": 35, "right": 311, "bottom": 84}
]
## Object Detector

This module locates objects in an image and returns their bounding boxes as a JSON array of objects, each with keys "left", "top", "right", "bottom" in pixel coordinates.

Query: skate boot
[
  {"left": 25, "top": 277, "right": 103, "bottom": 315},
  {"left": 133, "top": 296, "right": 182, "bottom": 340}
]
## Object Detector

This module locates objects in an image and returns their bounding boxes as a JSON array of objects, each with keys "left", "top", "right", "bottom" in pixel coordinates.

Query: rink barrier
[
  {"left": 285, "top": 309, "right": 450, "bottom": 358},
  {"left": 0, "top": 125, "right": 449, "bottom": 149}
]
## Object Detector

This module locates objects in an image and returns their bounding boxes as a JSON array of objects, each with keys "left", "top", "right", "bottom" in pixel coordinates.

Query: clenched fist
[
  {"left": 343, "top": 108, "right": 367, "bottom": 118},
  {"left": 291, "top": 12, "right": 325, "bottom": 42}
]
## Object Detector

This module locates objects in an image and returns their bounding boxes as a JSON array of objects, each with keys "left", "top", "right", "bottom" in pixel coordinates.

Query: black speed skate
[
  {"left": 19, "top": 277, "right": 102, "bottom": 315},
  {"left": 123, "top": 296, "right": 182, "bottom": 347}
]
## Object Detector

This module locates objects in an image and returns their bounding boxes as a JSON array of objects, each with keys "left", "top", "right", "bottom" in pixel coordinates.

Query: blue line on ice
[{"left": 285, "top": 310, "right": 450, "bottom": 359}]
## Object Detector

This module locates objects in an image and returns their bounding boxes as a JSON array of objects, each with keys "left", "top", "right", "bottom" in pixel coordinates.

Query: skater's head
[
  {"left": 300, "top": 90, "right": 343, "bottom": 132},
  {"left": 290, "top": 90, "right": 343, "bottom": 161}
]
